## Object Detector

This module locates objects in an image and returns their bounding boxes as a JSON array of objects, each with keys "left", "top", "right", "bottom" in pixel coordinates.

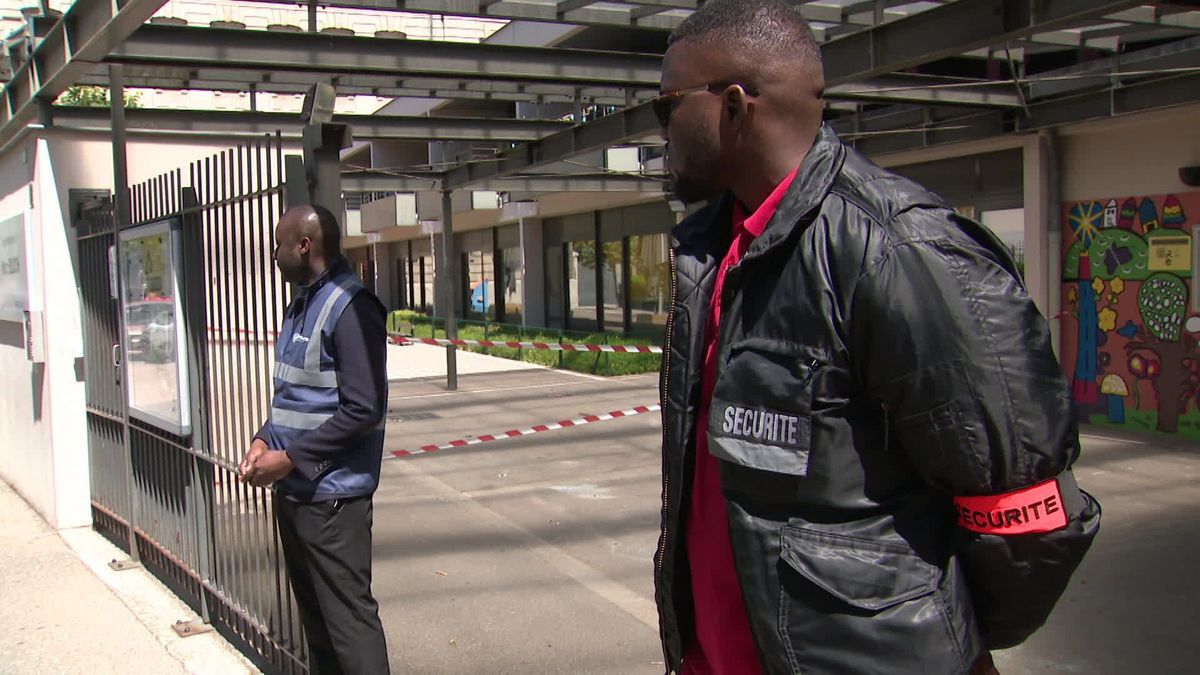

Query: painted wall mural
[{"left": 1061, "top": 191, "right": 1200, "bottom": 439}]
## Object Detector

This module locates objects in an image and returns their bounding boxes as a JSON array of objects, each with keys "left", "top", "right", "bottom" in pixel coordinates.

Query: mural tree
[{"left": 1125, "top": 273, "right": 1199, "bottom": 432}]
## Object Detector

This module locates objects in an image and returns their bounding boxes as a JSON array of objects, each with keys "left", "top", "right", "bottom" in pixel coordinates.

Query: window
[
  {"left": 567, "top": 239, "right": 600, "bottom": 331},
  {"left": 407, "top": 238, "right": 434, "bottom": 314},
  {"left": 981, "top": 208, "right": 1026, "bottom": 278},
  {"left": 498, "top": 245, "right": 523, "bottom": 324},
  {"left": 545, "top": 242, "right": 564, "bottom": 328},
  {"left": 459, "top": 230, "right": 496, "bottom": 321},
  {"left": 628, "top": 233, "right": 670, "bottom": 332},
  {"left": 599, "top": 238, "right": 624, "bottom": 332}
]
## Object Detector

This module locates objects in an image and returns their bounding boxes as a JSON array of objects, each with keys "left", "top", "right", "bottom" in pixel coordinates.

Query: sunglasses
[{"left": 650, "top": 81, "right": 761, "bottom": 128}]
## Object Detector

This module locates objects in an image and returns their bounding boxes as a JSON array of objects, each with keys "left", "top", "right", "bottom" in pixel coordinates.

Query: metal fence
[{"left": 76, "top": 134, "right": 306, "bottom": 673}]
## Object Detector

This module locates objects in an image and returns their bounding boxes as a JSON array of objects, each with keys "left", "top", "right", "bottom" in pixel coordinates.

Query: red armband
[{"left": 953, "top": 479, "right": 1068, "bottom": 535}]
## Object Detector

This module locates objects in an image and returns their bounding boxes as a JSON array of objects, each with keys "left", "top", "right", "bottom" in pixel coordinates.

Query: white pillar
[{"left": 1023, "top": 131, "right": 1063, "bottom": 358}]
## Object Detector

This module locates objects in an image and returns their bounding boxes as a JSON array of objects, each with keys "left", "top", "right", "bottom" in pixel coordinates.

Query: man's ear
[{"left": 723, "top": 84, "right": 753, "bottom": 127}]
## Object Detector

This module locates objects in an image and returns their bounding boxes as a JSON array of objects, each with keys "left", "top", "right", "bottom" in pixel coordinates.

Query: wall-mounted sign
[
  {"left": 120, "top": 218, "right": 191, "bottom": 436},
  {"left": 0, "top": 214, "right": 28, "bottom": 322},
  {"left": 1147, "top": 231, "right": 1192, "bottom": 273}
]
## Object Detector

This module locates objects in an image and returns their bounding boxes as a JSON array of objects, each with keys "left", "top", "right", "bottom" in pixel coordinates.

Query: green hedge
[{"left": 387, "top": 311, "right": 661, "bottom": 377}]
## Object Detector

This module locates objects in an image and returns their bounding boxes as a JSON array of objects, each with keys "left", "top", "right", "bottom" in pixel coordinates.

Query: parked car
[
  {"left": 143, "top": 311, "right": 176, "bottom": 363},
  {"left": 126, "top": 299, "right": 171, "bottom": 356}
]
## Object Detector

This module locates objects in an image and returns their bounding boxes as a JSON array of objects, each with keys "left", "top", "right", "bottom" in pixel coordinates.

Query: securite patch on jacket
[
  {"left": 719, "top": 405, "right": 808, "bottom": 448},
  {"left": 954, "top": 479, "right": 1068, "bottom": 535}
]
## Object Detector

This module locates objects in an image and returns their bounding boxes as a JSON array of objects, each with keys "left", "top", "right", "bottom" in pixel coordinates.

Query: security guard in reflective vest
[{"left": 240, "top": 204, "right": 389, "bottom": 674}]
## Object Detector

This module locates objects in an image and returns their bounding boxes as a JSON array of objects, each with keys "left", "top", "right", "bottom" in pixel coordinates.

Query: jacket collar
[
  {"left": 671, "top": 123, "right": 846, "bottom": 264},
  {"left": 743, "top": 123, "right": 845, "bottom": 262}
]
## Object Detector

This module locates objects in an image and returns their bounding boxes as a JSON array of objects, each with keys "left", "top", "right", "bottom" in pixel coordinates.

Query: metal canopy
[
  {"left": 2, "top": 0, "right": 1199, "bottom": 196},
  {"left": 0, "top": 0, "right": 166, "bottom": 148}
]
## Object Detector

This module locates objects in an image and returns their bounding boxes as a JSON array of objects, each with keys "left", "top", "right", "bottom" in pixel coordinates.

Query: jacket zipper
[{"left": 656, "top": 246, "right": 679, "bottom": 667}]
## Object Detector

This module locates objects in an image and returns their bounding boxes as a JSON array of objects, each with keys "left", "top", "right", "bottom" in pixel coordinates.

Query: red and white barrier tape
[
  {"left": 388, "top": 403, "right": 661, "bottom": 458},
  {"left": 389, "top": 334, "right": 663, "bottom": 354}
]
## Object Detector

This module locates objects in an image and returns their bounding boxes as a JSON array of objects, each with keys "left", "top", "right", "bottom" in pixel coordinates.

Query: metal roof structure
[{"left": 3, "top": 0, "right": 1200, "bottom": 195}]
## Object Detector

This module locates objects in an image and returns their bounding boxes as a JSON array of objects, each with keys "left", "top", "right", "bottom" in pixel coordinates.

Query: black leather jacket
[{"left": 655, "top": 125, "right": 1101, "bottom": 674}]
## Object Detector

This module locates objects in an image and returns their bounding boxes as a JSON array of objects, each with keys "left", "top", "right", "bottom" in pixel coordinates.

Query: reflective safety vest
[{"left": 266, "top": 266, "right": 384, "bottom": 502}]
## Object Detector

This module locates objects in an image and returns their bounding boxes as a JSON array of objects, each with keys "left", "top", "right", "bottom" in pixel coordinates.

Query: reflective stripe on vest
[
  {"left": 274, "top": 361, "right": 339, "bottom": 388},
  {"left": 271, "top": 407, "right": 334, "bottom": 431}
]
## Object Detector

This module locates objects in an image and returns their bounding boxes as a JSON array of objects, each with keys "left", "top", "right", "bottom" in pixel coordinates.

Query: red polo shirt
[{"left": 682, "top": 168, "right": 799, "bottom": 675}]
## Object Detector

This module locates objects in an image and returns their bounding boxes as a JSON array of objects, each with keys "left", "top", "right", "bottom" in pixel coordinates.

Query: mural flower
[
  {"left": 1111, "top": 277, "right": 1125, "bottom": 295},
  {"left": 1117, "top": 321, "right": 1141, "bottom": 339},
  {"left": 1127, "top": 353, "right": 1160, "bottom": 410},
  {"left": 1092, "top": 277, "right": 1105, "bottom": 295},
  {"left": 1099, "top": 308, "right": 1118, "bottom": 332}
]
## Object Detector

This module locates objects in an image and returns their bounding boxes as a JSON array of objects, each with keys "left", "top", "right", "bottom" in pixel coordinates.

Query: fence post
[{"left": 109, "top": 63, "right": 141, "bottom": 568}]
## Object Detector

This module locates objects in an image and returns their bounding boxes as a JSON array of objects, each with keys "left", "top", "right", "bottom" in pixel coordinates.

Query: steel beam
[
  {"left": 830, "top": 71, "right": 1200, "bottom": 157},
  {"left": 444, "top": 99, "right": 659, "bottom": 189},
  {"left": 343, "top": 170, "right": 665, "bottom": 192},
  {"left": 43, "top": 106, "right": 572, "bottom": 141},
  {"left": 822, "top": 0, "right": 1144, "bottom": 86},
  {"left": 1025, "top": 34, "right": 1200, "bottom": 99},
  {"left": 221, "top": 0, "right": 684, "bottom": 30},
  {"left": 71, "top": 67, "right": 644, "bottom": 105},
  {"left": 0, "top": 0, "right": 167, "bottom": 149},
  {"left": 108, "top": 24, "right": 664, "bottom": 89},
  {"left": 826, "top": 79, "right": 1022, "bottom": 108}
]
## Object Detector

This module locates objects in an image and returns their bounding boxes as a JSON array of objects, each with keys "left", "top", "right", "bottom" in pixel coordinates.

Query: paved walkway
[
  {"left": 386, "top": 342, "right": 545, "bottom": 381},
  {"left": 0, "top": 480, "right": 258, "bottom": 675}
]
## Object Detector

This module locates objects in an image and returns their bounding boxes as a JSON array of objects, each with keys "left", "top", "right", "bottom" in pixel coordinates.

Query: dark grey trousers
[{"left": 274, "top": 493, "right": 390, "bottom": 675}]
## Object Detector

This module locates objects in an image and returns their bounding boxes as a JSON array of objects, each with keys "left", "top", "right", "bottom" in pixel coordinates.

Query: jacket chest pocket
[{"left": 707, "top": 338, "right": 827, "bottom": 477}]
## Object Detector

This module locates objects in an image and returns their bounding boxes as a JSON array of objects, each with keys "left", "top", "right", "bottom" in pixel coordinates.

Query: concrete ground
[
  {"left": 376, "top": 351, "right": 1200, "bottom": 674},
  {"left": 0, "top": 480, "right": 257, "bottom": 675},
  {"left": 3, "top": 343, "right": 1196, "bottom": 673}
]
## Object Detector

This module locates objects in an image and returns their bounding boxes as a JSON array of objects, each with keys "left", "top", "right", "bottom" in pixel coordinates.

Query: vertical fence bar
[
  {"left": 110, "top": 62, "right": 140, "bottom": 562},
  {"left": 235, "top": 142, "right": 263, "bottom": 624},
  {"left": 211, "top": 152, "right": 235, "bottom": 615}
]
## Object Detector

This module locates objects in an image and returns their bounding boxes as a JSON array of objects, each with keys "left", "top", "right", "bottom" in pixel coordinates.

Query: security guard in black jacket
[{"left": 652, "top": 2, "right": 1101, "bottom": 673}]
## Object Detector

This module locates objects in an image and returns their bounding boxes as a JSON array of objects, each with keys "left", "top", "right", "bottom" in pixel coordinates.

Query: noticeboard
[
  {"left": 119, "top": 218, "right": 191, "bottom": 436},
  {"left": 0, "top": 214, "right": 28, "bottom": 323}
]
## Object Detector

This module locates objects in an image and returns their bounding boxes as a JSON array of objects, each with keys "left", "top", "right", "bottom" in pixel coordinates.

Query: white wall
[
  {"left": 0, "top": 136, "right": 58, "bottom": 523},
  {"left": 1059, "top": 104, "right": 1200, "bottom": 202}
]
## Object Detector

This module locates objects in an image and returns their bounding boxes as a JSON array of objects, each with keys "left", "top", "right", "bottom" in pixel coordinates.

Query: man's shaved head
[
  {"left": 669, "top": 0, "right": 824, "bottom": 94},
  {"left": 274, "top": 204, "right": 343, "bottom": 284},
  {"left": 658, "top": 0, "right": 826, "bottom": 207},
  {"left": 285, "top": 204, "right": 342, "bottom": 256}
]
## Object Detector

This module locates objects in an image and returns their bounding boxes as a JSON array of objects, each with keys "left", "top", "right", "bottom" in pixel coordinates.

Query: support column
[
  {"left": 440, "top": 191, "right": 457, "bottom": 390},
  {"left": 1023, "top": 131, "right": 1062, "bottom": 357},
  {"left": 301, "top": 122, "right": 350, "bottom": 221}
]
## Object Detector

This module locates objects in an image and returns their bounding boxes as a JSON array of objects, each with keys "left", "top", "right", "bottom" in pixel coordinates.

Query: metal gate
[{"left": 76, "top": 134, "right": 307, "bottom": 674}]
